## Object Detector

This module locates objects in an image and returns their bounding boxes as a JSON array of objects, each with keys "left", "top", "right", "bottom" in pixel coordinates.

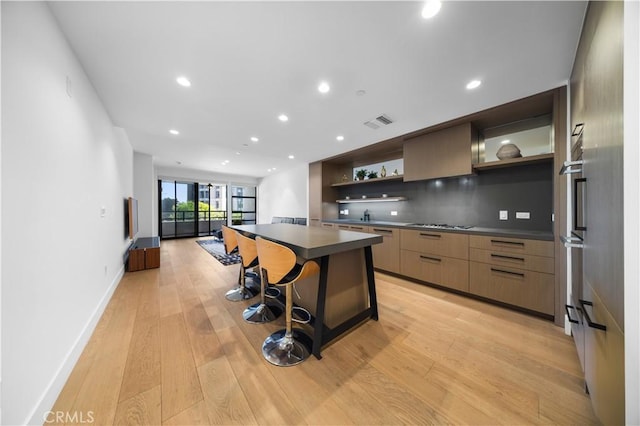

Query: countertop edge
[{"left": 321, "top": 219, "right": 554, "bottom": 241}]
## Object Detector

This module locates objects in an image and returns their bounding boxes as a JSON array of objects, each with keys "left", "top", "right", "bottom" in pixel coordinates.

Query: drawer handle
[
  {"left": 420, "top": 233, "right": 441, "bottom": 238},
  {"left": 373, "top": 228, "right": 393, "bottom": 233},
  {"left": 419, "top": 255, "right": 441, "bottom": 262},
  {"left": 490, "top": 239, "right": 524, "bottom": 246},
  {"left": 351, "top": 226, "right": 364, "bottom": 230},
  {"left": 490, "top": 267, "right": 525, "bottom": 278},
  {"left": 578, "top": 299, "right": 607, "bottom": 331},
  {"left": 565, "top": 304, "right": 581, "bottom": 324},
  {"left": 490, "top": 253, "right": 525, "bottom": 262},
  {"left": 338, "top": 225, "right": 349, "bottom": 229}
]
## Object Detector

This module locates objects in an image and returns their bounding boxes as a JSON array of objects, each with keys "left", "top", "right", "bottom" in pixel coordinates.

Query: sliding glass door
[
  {"left": 160, "top": 180, "right": 197, "bottom": 238},
  {"left": 159, "top": 180, "right": 256, "bottom": 238}
]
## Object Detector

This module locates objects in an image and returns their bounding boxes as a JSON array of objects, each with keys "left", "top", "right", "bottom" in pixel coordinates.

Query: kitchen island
[{"left": 231, "top": 223, "right": 382, "bottom": 358}]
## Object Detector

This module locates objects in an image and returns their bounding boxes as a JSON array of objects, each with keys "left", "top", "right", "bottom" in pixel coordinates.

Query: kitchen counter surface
[
  {"left": 232, "top": 223, "right": 382, "bottom": 259},
  {"left": 322, "top": 219, "right": 554, "bottom": 241}
]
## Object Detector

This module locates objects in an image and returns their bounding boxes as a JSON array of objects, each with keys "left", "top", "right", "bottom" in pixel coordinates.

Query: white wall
[
  {"left": 1, "top": 3, "right": 133, "bottom": 424},
  {"left": 624, "top": 1, "right": 640, "bottom": 422},
  {"left": 257, "top": 163, "right": 309, "bottom": 224},
  {"left": 133, "top": 152, "right": 155, "bottom": 238}
]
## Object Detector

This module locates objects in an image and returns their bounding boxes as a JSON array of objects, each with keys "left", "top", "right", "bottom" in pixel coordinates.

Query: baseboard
[{"left": 25, "top": 265, "right": 125, "bottom": 425}]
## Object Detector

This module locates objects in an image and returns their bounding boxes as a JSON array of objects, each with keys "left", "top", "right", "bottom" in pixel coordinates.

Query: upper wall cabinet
[
  {"left": 403, "top": 122, "right": 477, "bottom": 181},
  {"left": 472, "top": 114, "right": 554, "bottom": 170}
]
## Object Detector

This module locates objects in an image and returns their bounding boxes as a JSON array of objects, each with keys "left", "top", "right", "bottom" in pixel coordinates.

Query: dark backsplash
[{"left": 337, "top": 162, "right": 553, "bottom": 232}]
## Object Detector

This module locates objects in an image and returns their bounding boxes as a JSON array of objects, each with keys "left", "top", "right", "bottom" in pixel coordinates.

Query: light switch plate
[
  {"left": 499, "top": 210, "right": 508, "bottom": 220},
  {"left": 516, "top": 212, "right": 530, "bottom": 219}
]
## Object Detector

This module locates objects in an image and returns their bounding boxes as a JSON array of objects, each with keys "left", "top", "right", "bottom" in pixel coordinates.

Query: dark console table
[{"left": 127, "top": 236, "right": 160, "bottom": 272}]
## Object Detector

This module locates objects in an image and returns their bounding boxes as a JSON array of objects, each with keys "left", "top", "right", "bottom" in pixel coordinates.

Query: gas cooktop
[{"left": 406, "top": 223, "right": 474, "bottom": 230}]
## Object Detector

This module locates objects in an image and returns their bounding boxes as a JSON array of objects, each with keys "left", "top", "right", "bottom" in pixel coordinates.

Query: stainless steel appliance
[
  {"left": 405, "top": 223, "right": 473, "bottom": 230},
  {"left": 560, "top": 123, "right": 587, "bottom": 370}
]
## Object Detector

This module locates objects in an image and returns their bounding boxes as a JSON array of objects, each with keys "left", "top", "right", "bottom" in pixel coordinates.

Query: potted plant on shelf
[
  {"left": 355, "top": 169, "right": 368, "bottom": 181},
  {"left": 367, "top": 171, "right": 378, "bottom": 179}
]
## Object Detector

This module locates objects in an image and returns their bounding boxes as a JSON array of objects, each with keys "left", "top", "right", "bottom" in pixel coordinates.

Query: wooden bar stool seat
[
  {"left": 255, "top": 236, "right": 319, "bottom": 366},
  {"left": 221, "top": 226, "right": 258, "bottom": 301}
]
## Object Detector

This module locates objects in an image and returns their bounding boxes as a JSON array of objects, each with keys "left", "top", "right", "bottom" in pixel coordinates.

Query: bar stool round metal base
[
  {"left": 225, "top": 286, "right": 258, "bottom": 302},
  {"left": 262, "top": 329, "right": 313, "bottom": 367},
  {"left": 243, "top": 302, "right": 283, "bottom": 324}
]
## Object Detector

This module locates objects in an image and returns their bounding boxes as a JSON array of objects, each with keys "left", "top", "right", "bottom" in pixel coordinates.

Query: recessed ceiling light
[
  {"left": 267, "top": 168, "right": 272, "bottom": 172},
  {"left": 278, "top": 114, "right": 289, "bottom": 122},
  {"left": 501, "top": 139, "right": 511, "bottom": 145},
  {"left": 235, "top": 151, "right": 241, "bottom": 155},
  {"left": 318, "top": 81, "right": 330, "bottom": 94},
  {"left": 169, "top": 129, "right": 179, "bottom": 135},
  {"left": 288, "top": 155, "right": 295, "bottom": 159},
  {"left": 250, "top": 136, "right": 259, "bottom": 142},
  {"left": 466, "top": 79, "right": 482, "bottom": 90},
  {"left": 422, "top": 1, "right": 442, "bottom": 19},
  {"left": 176, "top": 76, "right": 191, "bottom": 87},
  {"left": 336, "top": 135, "right": 345, "bottom": 141}
]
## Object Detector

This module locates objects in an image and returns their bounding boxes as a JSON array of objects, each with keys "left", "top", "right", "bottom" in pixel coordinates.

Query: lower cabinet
[
  {"left": 469, "top": 261, "right": 554, "bottom": 315},
  {"left": 369, "top": 226, "right": 400, "bottom": 274},
  {"left": 401, "top": 250, "right": 469, "bottom": 292},
  {"left": 400, "top": 229, "right": 469, "bottom": 292},
  {"left": 468, "top": 235, "right": 555, "bottom": 316},
  {"left": 318, "top": 224, "right": 557, "bottom": 318}
]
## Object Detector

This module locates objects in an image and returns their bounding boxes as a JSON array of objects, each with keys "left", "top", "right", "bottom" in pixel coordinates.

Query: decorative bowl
[{"left": 496, "top": 143, "right": 522, "bottom": 160}]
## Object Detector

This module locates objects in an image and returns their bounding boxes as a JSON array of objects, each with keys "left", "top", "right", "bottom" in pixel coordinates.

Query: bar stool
[
  {"left": 255, "top": 236, "right": 319, "bottom": 366},
  {"left": 236, "top": 232, "right": 283, "bottom": 324},
  {"left": 221, "top": 226, "right": 258, "bottom": 301}
]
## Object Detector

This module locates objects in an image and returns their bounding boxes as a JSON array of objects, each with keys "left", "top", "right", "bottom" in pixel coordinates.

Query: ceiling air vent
[{"left": 364, "top": 114, "right": 394, "bottom": 130}]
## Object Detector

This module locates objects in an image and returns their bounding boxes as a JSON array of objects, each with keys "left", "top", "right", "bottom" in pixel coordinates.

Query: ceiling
[{"left": 48, "top": 1, "right": 587, "bottom": 178}]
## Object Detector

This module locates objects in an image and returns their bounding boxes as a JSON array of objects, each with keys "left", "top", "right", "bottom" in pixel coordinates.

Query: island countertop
[{"left": 232, "top": 223, "right": 382, "bottom": 259}]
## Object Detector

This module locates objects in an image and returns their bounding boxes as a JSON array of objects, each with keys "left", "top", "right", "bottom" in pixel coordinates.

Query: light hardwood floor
[{"left": 51, "top": 237, "right": 598, "bottom": 425}]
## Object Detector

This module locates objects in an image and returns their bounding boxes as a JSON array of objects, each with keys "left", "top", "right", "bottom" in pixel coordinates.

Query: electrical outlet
[
  {"left": 516, "top": 212, "right": 530, "bottom": 219},
  {"left": 499, "top": 210, "right": 508, "bottom": 220},
  {"left": 390, "top": 211, "right": 398, "bottom": 216}
]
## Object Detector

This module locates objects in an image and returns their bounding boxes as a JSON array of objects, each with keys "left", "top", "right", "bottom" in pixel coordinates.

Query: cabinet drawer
[
  {"left": 309, "top": 218, "right": 322, "bottom": 227},
  {"left": 469, "top": 235, "right": 554, "bottom": 258},
  {"left": 401, "top": 229, "right": 469, "bottom": 259},
  {"left": 401, "top": 250, "right": 469, "bottom": 292},
  {"left": 469, "top": 261, "right": 554, "bottom": 315},
  {"left": 369, "top": 227, "right": 400, "bottom": 274},
  {"left": 321, "top": 223, "right": 335, "bottom": 229},
  {"left": 342, "top": 224, "right": 369, "bottom": 232},
  {"left": 469, "top": 248, "right": 554, "bottom": 274}
]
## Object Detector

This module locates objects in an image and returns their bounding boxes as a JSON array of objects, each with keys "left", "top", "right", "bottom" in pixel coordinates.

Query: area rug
[{"left": 196, "top": 239, "right": 242, "bottom": 265}]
